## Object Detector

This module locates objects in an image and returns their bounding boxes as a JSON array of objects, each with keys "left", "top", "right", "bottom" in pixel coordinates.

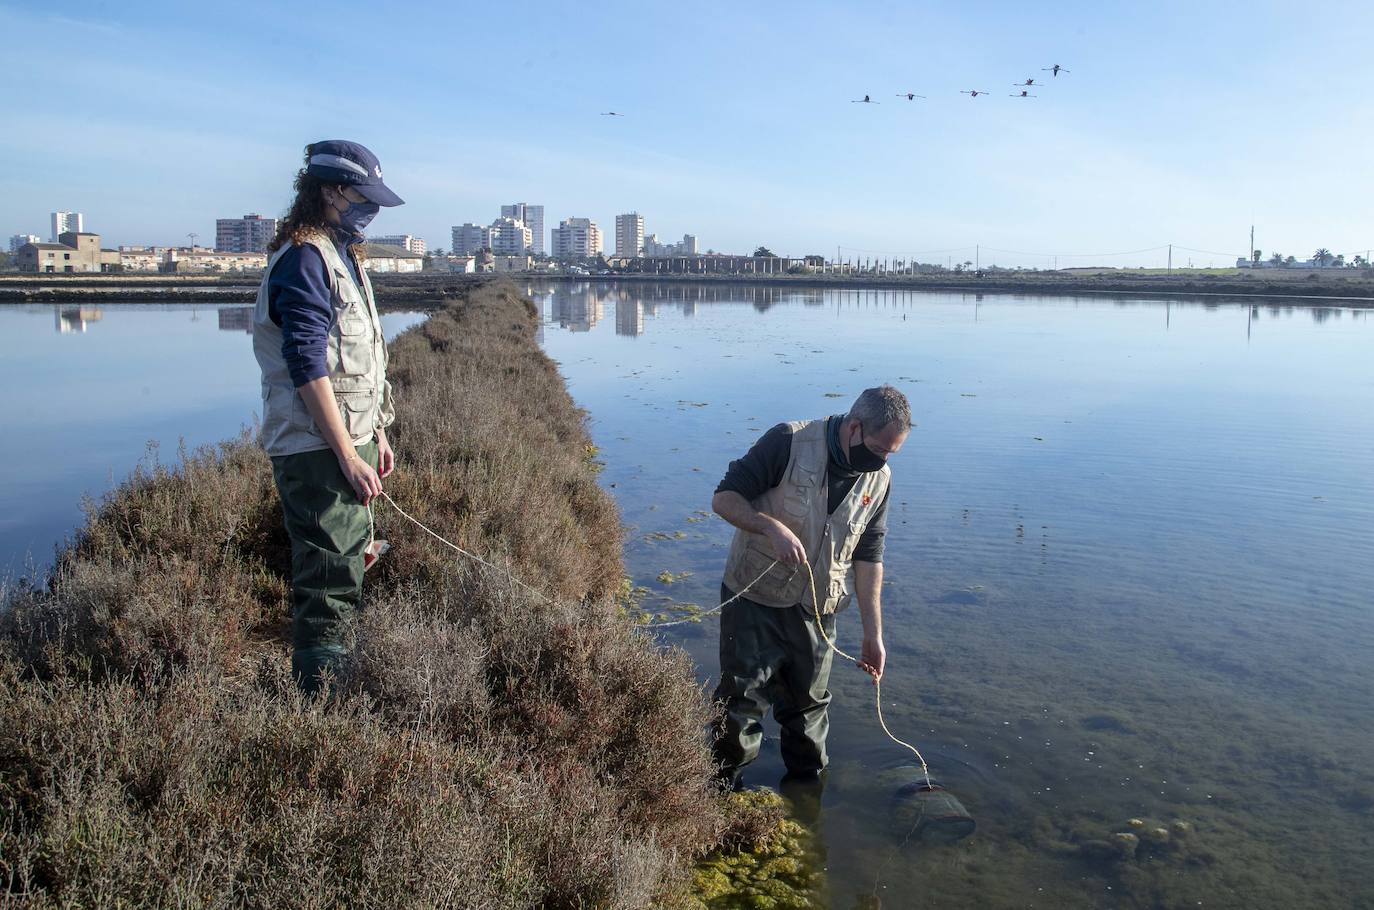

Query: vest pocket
[
  {"left": 740, "top": 541, "right": 799, "bottom": 594},
  {"left": 335, "top": 390, "right": 376, "bottom": 439},
  {"left": 336, "top": 311, "right": 374, "bottom": 375}
]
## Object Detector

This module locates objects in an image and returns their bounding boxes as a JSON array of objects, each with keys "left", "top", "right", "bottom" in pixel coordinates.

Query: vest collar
[{"left": 826, "top": 414, "right": 860, "bottom": 479}]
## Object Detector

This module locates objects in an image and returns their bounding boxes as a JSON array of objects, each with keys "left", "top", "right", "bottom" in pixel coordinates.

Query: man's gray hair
[{"left": 847, "top": 385, "right": 912, "bottom": 434}]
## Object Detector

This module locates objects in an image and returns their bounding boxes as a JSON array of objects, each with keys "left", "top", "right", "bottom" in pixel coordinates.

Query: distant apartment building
[
  {"left": 50, "top": 211, "right": 83, "bottom": 242},
  {"left": 551, "top": 217, "right": 603, "bottom": 259},
  {"left": 369, "top": 234, "right": 427, "bottom": 256},
  {"left": 452, "top": 222, "right": 494, "bottom": 256},
  {"left": 642, "top": 233, "right": 699, "bottom": 257},
  {"left": 500, "top": 203, "right": 544, "bottom": 254},
  {"left": 16, "top": 231, "right": 118, "bottom": 273},
  {"left": 489, "top": 216, "right": 533, "bottom": 255},
  {"left": 9, "top": 233, "right": 41, "bottom": 252},
  {"left": 161, "top": 247, "right": 266, "bottom": 273},
  {"left": 615, "top": 212, "right": 645, "bottom": 258},
  {"left": 215, "top": 214, "right": 278, "bottom": 253}
]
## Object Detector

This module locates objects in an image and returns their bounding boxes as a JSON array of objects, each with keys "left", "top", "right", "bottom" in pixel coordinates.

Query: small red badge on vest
[{"left": 862, "top": 494, "right": 872, "bottom": 506}]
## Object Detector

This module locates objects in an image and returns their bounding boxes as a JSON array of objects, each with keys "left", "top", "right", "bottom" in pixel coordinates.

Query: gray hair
[{"left": 847, "top": 385, "right": 912, "bottom": 434}]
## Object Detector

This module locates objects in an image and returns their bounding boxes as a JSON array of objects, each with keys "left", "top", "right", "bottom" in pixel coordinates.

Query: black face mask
[{"left": 848, "top": 424, "right": 887, "bottom": 473}]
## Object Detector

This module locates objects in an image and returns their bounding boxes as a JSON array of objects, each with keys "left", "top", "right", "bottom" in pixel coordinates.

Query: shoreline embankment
[
  {"left": 3, "top": 269, "right": 1373, "bottom": 306},
  {"left": 0, "top": 282, "right": 788, "bottom": 907}
]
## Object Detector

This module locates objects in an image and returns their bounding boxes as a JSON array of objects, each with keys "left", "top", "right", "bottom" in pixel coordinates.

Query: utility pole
[
  {"left": 975, "top": 244, "right": 980, "bottom": 271},
  {"left": 1168, "top": 244, "right": 1172, "bottom": 274},
  {"left": 1249, "top": 225, "right": 1255, "bottom": 264}
]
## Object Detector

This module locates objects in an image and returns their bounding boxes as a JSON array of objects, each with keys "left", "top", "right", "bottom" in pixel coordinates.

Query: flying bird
[
  {"left": 1042, "top": 64, "right": 1070, "bottom": 77},
  {"left": 852, "top": 94, "right": 879, "bottom": 103},
  {"left": 960, "top": 90, "right": 991, "bottom": 98},
  {"left": 1010, "top": 90, "right": 1037, "bottom": 98},
  {"left": 896, "top": 92, "right": 927, "bottom": 100},
  {"left": 1016, "top": 78, "right": 1038, "bottom": 86},
  {"left": 600, "top": 111, "right": 624, "bottom": 116}
]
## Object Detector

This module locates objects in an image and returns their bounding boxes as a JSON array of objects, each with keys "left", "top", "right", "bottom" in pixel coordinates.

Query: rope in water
[
  {"left": 374, "top": 491, "right": 929, "bottom": 784},
  {"left": 796, "top": 559, "right": 931, "bottom": 785}
]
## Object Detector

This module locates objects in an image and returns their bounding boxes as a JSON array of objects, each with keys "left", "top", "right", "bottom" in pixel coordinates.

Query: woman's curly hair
[{"left": 268, "top": 145, "right": 360, "bottom": 260}]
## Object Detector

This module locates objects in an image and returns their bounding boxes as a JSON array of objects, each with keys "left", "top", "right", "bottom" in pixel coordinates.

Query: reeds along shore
[{"left": 0, "top": 283, "right": 775, "bottom": 908}]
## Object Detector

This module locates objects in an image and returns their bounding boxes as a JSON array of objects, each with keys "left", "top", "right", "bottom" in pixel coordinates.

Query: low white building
[
  {"left": 360, "top": 244, "right": 424, "bottom": 273},
  {"left": 370, "top": 234, "right": 427, "bottom": 255},
  {"left": 432, "top": 255, "right": 476, "bottom": 273},
  {"left": 162, "top": 247, "right": 266, "bottom": 273},
  {"left": 492, "top": 254, "right": 534, "bottom": 273},
  {"left": 119, "top": 245, "right": 174, "bottom": 272}
]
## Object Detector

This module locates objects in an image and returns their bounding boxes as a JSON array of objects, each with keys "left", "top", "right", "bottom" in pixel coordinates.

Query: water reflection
[
  {"left": 615, "top": 301, "right": 644, "bottom": 337},
  {"left": 55, "top": 307, "right": 102, "bottom": 333},
  {"left": 533, "top": 282, "right": 1374, "bottom": 909},
  {"left": 217, "top": 306, "right": 253, "bottom": 333},
  {"left": 2, "top": 304, "right": 429, "bottom": 577}
]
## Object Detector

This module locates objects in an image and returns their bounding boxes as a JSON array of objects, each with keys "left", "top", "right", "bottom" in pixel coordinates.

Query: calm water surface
[
  {"left": 4, "top": 287, "right": 1372, "bottom": 909},
  {"left": 532, "top": 281, "right": 1374, "bottom": 910},
  {"left": 2, "top": 303, "right": 426, "bottom": 576}
]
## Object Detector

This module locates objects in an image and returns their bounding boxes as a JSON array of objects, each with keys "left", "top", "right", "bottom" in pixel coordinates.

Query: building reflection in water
[
  {"left": 547, "top": 282, "right": 606, "bottom": 332},
  {"left": 55, "top": 307, "right": 103, "bottom": 334},
  {"left": 217, "top": 306, "right": 253, "bottom": 333},
  {"left": 615, "top": 300, "right": 644, "bottom": 336}
]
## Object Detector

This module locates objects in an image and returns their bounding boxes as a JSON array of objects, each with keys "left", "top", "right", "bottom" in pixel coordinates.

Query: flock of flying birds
[
  {"left": 854, "top": 63, "right": 1070, "bottom": 104},
  {"left": 599, "top": 64, "right": 1069, "bottom": 115}
]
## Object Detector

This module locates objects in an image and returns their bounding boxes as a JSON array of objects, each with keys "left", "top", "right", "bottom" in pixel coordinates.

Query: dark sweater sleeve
[
  {"left": 267, "top": 243, "right": 334, "bottom": 388},
  {"left": 851, "top": 486, "right": 890, "bottom": 563},
  {"left": 715, "top": 423, "right": 793, "bottom": 502}
]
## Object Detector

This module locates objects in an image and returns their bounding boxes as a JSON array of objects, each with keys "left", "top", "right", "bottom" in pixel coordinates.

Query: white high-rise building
[
  {"left": 500, "top": 203, "right": 544, "bottom": 255},
  {"left": 490, "top": 216, "right": 533, "bottom": 255},
  {"left": 551, "top": 218, "right": 603, "bottom": 259},
  {"left": 452, "top": 223, "right": 495, "bottom": 256},
  {"left": 9, "top": 234, "right": 41, "bottom": 252},
  {"left": 615, "top": 212, "right": 645, "bottom": 258},
  {"left": 51, "top": 211, "right": 83, "bottom": 241}
]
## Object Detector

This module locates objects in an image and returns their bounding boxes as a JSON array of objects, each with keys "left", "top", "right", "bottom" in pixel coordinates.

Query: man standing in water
[
  {"left": 711, "top": 385, "right": 911, "bottom": 788},
  {"left": 253, "top": 140, "right": 403, "bottom": 693}
]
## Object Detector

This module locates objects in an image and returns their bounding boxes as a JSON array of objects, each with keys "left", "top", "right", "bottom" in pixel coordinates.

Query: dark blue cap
[{"left": 305, "top": 139, "right": 404, "bottom": 207}]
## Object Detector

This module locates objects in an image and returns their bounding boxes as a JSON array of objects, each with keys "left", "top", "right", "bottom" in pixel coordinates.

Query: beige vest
[
  {"left": 253, "top": 231, "right": 394, "bottom": 457},
  {"left": 723, "top": 418, "right": 890, "bottom": 614}
]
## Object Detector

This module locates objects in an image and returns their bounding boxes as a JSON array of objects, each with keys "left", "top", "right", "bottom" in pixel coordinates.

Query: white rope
[
  {"left": 641, "top": 561, "right": 781, "bottom": 627},
  {"left": 377, "top": 490, "right": 555, "bottom": 604},
  {"left": 374, "top": 488, "right": 930, "bottom": 782}
]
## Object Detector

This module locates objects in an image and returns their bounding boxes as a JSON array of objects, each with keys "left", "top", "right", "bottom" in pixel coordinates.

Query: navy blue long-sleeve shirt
[{"left": 266, "top": 237, "right": 364, "bottom": 388}]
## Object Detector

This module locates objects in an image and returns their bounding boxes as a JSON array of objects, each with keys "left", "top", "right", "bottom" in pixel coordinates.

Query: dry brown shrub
[{"left": 0, "top": 282, "right": 727, "bottom": 909}]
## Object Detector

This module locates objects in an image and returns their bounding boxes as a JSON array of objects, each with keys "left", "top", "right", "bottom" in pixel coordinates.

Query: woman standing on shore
[{"left": 252, "top": 140, "right": 404, "bottom": 693}]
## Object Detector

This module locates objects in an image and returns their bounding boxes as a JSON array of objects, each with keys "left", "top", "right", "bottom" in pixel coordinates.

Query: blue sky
[{"left": 2, "top": 0, "right": 1370, "bottom": 267}]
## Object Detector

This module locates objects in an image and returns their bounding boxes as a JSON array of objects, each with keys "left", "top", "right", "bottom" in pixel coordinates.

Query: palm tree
[
  {"left": 1269, "top": 252, "right": 1284, "bottom": 266},
  {"left": 1313, "top": 248, "right": 1334, "bottom": 267}
]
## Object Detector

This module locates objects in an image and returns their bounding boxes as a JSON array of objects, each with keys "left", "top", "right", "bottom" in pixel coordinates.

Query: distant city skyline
[{"left": 2, "top": 2, "right": 1371, "bottom": 268}]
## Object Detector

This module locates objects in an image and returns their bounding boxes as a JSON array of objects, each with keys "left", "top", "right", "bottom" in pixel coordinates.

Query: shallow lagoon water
[
  {"left": 533, "top": 281, "right": 1374, "bottom": 909},
  {"left": 2, "top": 303, "right": 427, "bottom": 576},
  {"left": 3, "top": 287, "right": 1371, "bottom": 907}
]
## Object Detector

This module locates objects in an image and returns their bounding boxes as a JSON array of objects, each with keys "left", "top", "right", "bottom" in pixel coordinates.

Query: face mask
[
  {"left": 338, "top": 200, "right": 380, "bottom": 235},
  {"left": 848, "top": 423, "right": 887, "bottom": 472}
]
